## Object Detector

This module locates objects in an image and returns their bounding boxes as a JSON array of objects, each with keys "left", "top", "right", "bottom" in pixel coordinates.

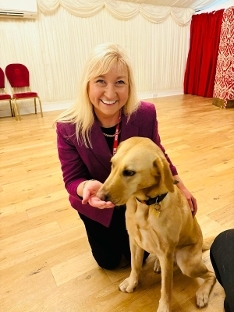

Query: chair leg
[
  {"left": 9, "top": 100, "right": 14, "bottom": 117},
  {"left": 13, "top": 99, "right": 18, "bottom": 120},
  {"left": 37, "top": 97, "right": 43, "bottom": 117},
  {"left": 34, "top": 98, "right": 37, "bottom": 114},
  {"left": 14, "top": 100, "right": 21, "bottom": 121}
]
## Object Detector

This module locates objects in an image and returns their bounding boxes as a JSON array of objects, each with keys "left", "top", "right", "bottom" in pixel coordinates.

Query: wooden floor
[{"left": 1, "top": 95, "right": 233, "bottom": 312}]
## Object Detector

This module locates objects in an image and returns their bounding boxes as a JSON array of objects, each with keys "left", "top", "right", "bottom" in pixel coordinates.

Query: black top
[{"left": 101, "top": 123, "right": 121, "bottom": 152}]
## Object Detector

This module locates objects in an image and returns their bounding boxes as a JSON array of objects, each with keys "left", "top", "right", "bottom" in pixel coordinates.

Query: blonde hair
[{"left": 55, "top": 42, "right": 140, "bottom": 146}]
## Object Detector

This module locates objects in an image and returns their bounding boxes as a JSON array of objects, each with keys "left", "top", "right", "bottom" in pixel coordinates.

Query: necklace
[
  {"left": 99, "top": 109, "right": 122, "bottom": 155},
  {"left": 102, "top": 130, "right": 121, "bottom": 137}
]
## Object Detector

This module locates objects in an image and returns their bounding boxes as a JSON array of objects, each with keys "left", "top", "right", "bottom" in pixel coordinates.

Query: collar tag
[
  {"left": 153, "top": 209, "right": 161, "bottom": 218},
  {"left": 153, "top": 202, "right": 161, "bottom": 218}
]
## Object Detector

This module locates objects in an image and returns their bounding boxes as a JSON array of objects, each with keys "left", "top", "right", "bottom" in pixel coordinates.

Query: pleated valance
[{"left": 37, "top": 0, "right": 195, "bottom": 25}]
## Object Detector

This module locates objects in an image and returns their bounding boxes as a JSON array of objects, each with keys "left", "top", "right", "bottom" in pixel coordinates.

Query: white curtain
[
  {"left": 37, "top": 0, "right": 194, "bottom": 25},
  {"left": 0, "top": 1, "right": 192, "bottom": 105}
]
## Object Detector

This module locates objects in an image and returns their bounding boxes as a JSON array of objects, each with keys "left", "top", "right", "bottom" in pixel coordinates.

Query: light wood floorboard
[{"left": 1, "top": 95, "right": 233, "bottom": 311}]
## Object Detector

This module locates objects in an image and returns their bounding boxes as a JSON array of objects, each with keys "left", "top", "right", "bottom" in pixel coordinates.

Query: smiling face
[{"left": 88, "top": 62, "right": 129, "bottom": 126}]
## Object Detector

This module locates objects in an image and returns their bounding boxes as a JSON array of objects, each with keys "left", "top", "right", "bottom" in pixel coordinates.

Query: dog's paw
[
  {"left": 157, "top": 307, "right": 170, "bottom": 312},
  {"left": 196, "top": 290, "right": 208, "bottom": 308},
  {"left": 157, "top": 301, "right": 170, "bottom": 312},
  {"left": 119, "top": 277, "right": 138, "bottom": 293},
  {"left": 153, "top": 257, "right": 161, "bottom": 273}
]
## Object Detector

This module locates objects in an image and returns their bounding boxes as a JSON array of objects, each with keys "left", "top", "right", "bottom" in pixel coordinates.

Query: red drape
[{"left": 184, "top": 10, "right": 224, "bottom": 97}]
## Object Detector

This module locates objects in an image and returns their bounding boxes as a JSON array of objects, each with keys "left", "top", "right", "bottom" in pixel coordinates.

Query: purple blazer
[{"left": 56, "top": 101, "right": 177, "bottom": 227}]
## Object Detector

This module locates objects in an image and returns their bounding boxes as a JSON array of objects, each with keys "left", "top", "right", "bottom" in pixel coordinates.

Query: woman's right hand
[{"left": 82, "top": 180, "right": 115, "bottom": 209}]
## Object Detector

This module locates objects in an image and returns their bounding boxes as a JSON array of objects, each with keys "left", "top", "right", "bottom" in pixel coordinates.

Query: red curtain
[{"left": 184, "top": 10, "right": 224, "bottom": 97}]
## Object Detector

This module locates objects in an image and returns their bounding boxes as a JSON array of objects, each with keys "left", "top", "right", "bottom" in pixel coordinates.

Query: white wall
[{"left": 0, "top": 5, "right": 192, "bottom": 117}]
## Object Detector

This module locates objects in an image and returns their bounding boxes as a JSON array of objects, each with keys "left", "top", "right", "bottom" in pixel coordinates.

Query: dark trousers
[
  {"left": 210, "top": 229, "right": 234, "bottom": 312},
  {"left": 79, "top": 206, "right": 149, "bottom": 270}
]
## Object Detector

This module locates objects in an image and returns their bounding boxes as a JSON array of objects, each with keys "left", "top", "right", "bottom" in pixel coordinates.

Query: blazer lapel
[
  {"left": 120, "top": 112, "right": 139, "bottom": 142},
  {"left": 89, "top": 120, "right": 113, "bottom": 170}
]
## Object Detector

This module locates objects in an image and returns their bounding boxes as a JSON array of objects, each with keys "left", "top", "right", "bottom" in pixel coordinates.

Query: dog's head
[{"left": 97, "top": 137, "right": 175, "bottom": 205}]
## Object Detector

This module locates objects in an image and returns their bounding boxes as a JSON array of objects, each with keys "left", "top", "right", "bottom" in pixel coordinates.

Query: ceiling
[{"left": 119, "top": 0, "right": 226, "bottom": 10}]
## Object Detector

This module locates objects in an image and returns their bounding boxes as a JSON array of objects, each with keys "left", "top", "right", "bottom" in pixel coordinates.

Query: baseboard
[{"left": 0, "top": 89, "right": 183, "bottom": 118}]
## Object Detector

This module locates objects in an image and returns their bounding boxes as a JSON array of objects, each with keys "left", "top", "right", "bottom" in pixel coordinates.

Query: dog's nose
[
  {"left": 97, "top": 189, "right": 110, "bottom": 202},
  {"left": 102, "top": 194, "right": 110, "bottom": 202}
]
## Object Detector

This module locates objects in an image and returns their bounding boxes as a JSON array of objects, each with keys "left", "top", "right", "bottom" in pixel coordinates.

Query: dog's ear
[{"left": 153, "top": 157, "right": 174, "bottom": 193}]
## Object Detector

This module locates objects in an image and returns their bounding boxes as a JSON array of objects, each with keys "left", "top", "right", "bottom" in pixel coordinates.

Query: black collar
[{"left": 136, "top": 193, "right": 168, "bottom": 206}]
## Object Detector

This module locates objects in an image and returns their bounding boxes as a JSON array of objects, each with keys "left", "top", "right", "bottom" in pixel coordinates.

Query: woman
[{"left": 56, "top": 42, "right": 197, "bottom": 270}]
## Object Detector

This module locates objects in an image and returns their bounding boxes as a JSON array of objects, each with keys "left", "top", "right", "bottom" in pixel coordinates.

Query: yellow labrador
[{"left": 97, "top": 137, "right": 216, "bottom": 312}]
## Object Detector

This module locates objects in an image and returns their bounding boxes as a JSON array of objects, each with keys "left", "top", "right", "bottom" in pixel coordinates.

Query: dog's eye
[{"left": 123, "top": 170, "right": 135, "bottom": 177}]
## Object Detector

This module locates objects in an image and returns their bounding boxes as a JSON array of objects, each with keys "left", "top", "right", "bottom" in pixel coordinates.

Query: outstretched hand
[{"left": 82, "top": 180, "right": 115, "bottom": 209}]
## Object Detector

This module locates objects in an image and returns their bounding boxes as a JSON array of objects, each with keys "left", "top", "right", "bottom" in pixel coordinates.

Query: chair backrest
[
  {"left": 5, "top": 64, "right": 30, "bottom": 88},
  {"left": 0, "top": 67, "right": 5, "bottom": 88}
]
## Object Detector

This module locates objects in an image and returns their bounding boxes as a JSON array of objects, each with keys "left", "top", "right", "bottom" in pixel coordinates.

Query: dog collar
[{"left": 136, "top": 193, "right": 168, "bottom": 206}]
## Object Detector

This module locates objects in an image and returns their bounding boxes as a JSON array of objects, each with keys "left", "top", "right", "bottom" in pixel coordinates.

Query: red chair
[
  {"left": 5, "top": 63, "right": 43, "bottom": 120},
  {"left": 0, "top": 67, "right": 14, "bottom": 117}
]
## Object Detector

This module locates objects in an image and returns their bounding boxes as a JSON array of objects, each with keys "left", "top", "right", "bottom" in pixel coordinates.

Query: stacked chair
[
  {"left": 0, "top": 67, "right": 14, "bottom": 117},
  {"left": 5, "top": 63, "right": 43, "bottom": 121}
]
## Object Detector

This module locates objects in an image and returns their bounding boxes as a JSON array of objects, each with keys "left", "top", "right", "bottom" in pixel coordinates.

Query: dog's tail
[{"left": 202, "top": 236, "right": 215, "bottom": 251}]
